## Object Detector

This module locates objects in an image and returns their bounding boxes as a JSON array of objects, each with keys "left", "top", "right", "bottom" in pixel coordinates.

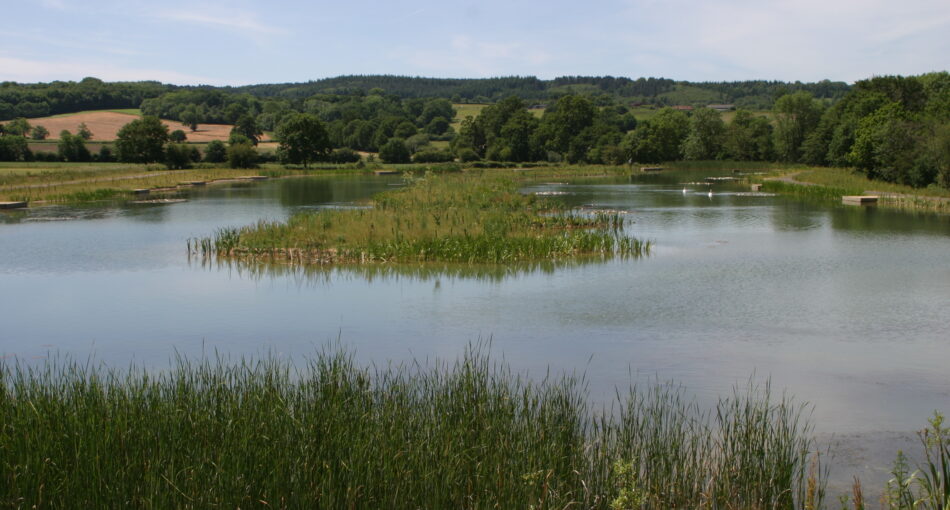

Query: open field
[{"left": 23, "top": 110, "right": 271, "bottom": 143}]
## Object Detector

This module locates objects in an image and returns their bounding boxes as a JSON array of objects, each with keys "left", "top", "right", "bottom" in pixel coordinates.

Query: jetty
[
  {"left": 842, "top": 195, "right": 878, "bottom": 205},
  {"left": 640, "top": 166, "right": 663, "bottom": 172},
  {"left": 374, "top": 170, "right": 400, "bottom": 176},
  {"left": 0, "top": 201, "right": 28, "bottom": 209}
]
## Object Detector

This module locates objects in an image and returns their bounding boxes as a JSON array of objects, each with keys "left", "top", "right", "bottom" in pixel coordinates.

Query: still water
[{"left": 2, "top": 171, "right": 949, "bottom": 441}]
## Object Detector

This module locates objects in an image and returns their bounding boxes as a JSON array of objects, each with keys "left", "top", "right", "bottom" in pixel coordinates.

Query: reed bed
[
  {"left": 760, "top": 181, "right": 863, "bottom": 201},
  {"left": 0, "top": 348, "right": 824, "bottom": 509},
  {"left": 195, "top": 171, "right": 651, "bottom": 265}
]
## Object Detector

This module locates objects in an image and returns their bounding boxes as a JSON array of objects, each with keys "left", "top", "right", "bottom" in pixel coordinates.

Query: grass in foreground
[
  {"left": 196, "top": 170, "right": 651, "bottom": 264},
  {"left": 0, "top": 348, "right": 824, "bottom": 509}
]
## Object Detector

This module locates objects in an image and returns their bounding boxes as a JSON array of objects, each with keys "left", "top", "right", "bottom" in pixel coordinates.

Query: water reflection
[{"left": 191, "top": 254, "right": 634, "bottom": 285}]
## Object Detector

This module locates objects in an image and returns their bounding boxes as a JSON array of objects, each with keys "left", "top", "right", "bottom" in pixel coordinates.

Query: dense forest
[
  {"left": 0, "top": 75, "right": 851, "bottom": 123},
  {"left": 1, "top": 73, "right": 947, "bottom": 188}
]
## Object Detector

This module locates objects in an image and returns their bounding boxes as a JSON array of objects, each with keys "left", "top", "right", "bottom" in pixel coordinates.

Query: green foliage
[
  {"left": 227, "top": 142, "right": 258, "bottom": 169},
  {"left": 0, "top": 135, "right": 31, "bottom": 162},
  {"left": 0, "top": 350, "right": 822, "bottom": 508},
  {"left": 231, "top": 113, "right": 262, "bottom": 145},
  {"left": 29, "top": 125, "right": 49, "bottom": 140},
  {"left": 4, "top": 118, "right": 31, "bottom": 136},
  {"left": 115, "top": 115, "right": 169, "bottom": 163},
  {"left": 379, "top": 137, "right": 411, "bottom": 163},
  {"left": 57, "top": 131, "right": 92, "bottom": 162},
  {"left": 275, "top": 113, "right": 331, "bottom": 167},
  {"left": 169, "top": 129, "right": 187, "bottom": 142},
  {"left": 97, "top": 145, "right": 114, "bottom": 163},
  {"left": 327, "top": 147, "right": 361, "bottom": 164},
  {"left": 412, "top": 148, "right": 455, "bottom": 163},
  {"left": 203, "top": 140, "right": 227, "bottom": 163},
  {"left": 200, "top": 172, "right": 648, "bottom": 264},
  {"left": 164, "top": 142, "right": 194, "bottom": 169},
  {"left": 681, "top": 107, "right": 725, "bottom": 160},
  {"left": 76, "top": 122, "right": 93, "bottom": 140},
  {"left": 724, "top": 110, "right": 774, "bottom": 161},
  {"left": 623, "top": 108, "right": 690, "bottom": 163},
  {"left": 774, "top": 91, "right": 826, "bottom": 162},
  {"left": 0, "top": 77, "right": 166, "bottom": 121}
]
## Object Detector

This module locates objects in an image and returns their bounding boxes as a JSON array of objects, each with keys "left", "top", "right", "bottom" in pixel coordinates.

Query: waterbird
[
  {"left": 708, "top": 189, "right": 713, "bottom": 198},
  {"left": 682, "top": 187, "right": 687, "bottom": 194}
]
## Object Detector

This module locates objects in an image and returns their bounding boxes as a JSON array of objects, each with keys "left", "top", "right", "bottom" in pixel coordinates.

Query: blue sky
[{"left": 2, "top": 0, "right": 948, "bottom": 85}]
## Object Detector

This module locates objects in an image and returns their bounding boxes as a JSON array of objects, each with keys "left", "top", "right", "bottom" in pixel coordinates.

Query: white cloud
[
  {"left": 157, "top": 9, "right": 287, "bottom": 36},
  {"left": 391, "top": 35, "right": 553, "bottom": 77},
  {"left": 0, "top": 55, "right": 220, "bottom": 85}
]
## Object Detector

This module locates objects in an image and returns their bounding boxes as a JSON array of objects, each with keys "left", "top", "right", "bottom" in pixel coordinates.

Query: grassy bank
[
  {"left": 195, "top": 170, "right": 650, "bottom": 264},
  {"left": 0, "top": 348, "right": 823, "bottom": 509}
]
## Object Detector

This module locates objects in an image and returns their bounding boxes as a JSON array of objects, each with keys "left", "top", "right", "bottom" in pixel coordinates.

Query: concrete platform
[{"left": 842, "top": 195, "right": 879, "bottom": 205}]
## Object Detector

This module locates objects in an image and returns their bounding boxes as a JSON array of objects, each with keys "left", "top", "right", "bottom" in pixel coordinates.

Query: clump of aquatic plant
[
  {"left": 194, "top": 172, "right": 651, "bottom": 264},
  {"left": 761, "top": 180, "right": 863, "bottom": 200},
  {"left": 882, "top": 412, "right": 950, "bottom": 510},
  {"left": 0, "top": 347, "right": 824, "bottom": 509}
]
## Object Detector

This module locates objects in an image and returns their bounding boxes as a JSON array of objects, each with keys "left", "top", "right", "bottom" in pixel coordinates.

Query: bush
[
  {"left": 413, "top": 149, "right": 455, "bottom": 163},
  {"left": 169, "top": 130, "right": 187, "bottom": 142},
  {"left": 457, "top": 148, "right": 480, "bottom": 162},
  {"left": 227, "top": 142, "right": 258, "bottom": 169},
  {"left": 97, "top": 146, "right": 115, "bottom": 163},
  {"left": 204, "top": 140, "right": 227, "bottom": 163},
  {"left": 165, "top": 143, "right": 193, "bottom": 170},
  {"left": 0, "top": 135, "right": 31, "bottom": 161},
  {"left": 328, "top": 148, "right": 361, "bottom": 164},
  {"left": 379, "top": 138, "right": 411, "bottom": 164}
]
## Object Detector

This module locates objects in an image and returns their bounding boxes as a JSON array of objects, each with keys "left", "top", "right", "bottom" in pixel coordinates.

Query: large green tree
[
  {"left": 275, "top": 113, "right": 331, "bottom": 167},
  {"left": 231, "top": 114, "right": 263, "bottom": 145},
  {"left": 623, "top": 108, "right": 690, "bottom": 163},
  {"left": 773, "top": 91, "right": 824, "bottom": 162},
  {"left": 57, "top": 130, "right": 91, "bottom": 162},
  {"left": 115, "top": 116, "right": 169, "bottom": 163},
  {"left": 681, "top": 108, "right": 725, "bottom": 160},
  {"left": 724, "top": 111, "right": 773, "bottom": 161}
]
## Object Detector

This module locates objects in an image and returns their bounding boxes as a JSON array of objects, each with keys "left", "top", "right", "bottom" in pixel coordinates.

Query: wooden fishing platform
[
  {"left": 132, "top": 189, "right": 150, "bottom": 195},
  {"left": 750, "top": 184, "right": 762, "bottom": 191},
  {"left": 374, "top": 170, "right": 400, "bottom": 175},
  {"left": 178, "top": 181, "right": 207, "bottom": 186},
  {"left": 239, "top": 175, "right": 269, "bottom": 181},
  {"left": 640, "top": 166, "right": 663, "bottom": 172},
  {"left": 0, "top": 201, "right": 28, "bottom": 209},
  {"left": 842, "top": 195, "right": 878, "bottom": 205}
]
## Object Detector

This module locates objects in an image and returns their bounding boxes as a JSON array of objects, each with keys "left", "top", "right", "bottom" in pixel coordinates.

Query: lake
[{"left": 2, "top": 169, "right": 948, "bottom": 488}]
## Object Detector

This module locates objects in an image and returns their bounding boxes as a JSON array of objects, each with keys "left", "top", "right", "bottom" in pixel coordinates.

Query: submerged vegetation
[
  {"left": 0, "top": 348, "right": 825, "bottom": 509},
  {"left": 194, "top": 170, "right": 651, "bottom": 264}
]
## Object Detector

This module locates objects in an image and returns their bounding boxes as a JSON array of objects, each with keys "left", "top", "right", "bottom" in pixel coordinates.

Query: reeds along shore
[
  {"left": 194, "top": 171, "right": 651, "bottom": 264},
  {"left": 1, "top": 348, "right": 824, "bottom": 509}
]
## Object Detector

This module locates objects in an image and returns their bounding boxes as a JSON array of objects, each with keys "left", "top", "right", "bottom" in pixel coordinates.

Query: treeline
[
  {"left": 0, "top": 75, "right": 850, "bottom": 123},
  {"left": 448, "top": 73, "right": 949, "bottom": 188},
  {"left": 0, "top": 77, "right": 170, "bottom": 120},
  {"left": 231, "top": 75, "right": 848, "bottom": 106}
]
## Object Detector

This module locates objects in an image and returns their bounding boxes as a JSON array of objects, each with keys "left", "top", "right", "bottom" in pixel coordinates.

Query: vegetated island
[{"left": 191, "top": 169, "right": 651, "bottom": 265}]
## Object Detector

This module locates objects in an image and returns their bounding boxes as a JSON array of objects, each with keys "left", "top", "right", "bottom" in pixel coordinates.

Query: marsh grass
[
  {"left": 0, "top": 348, "right": 824, "bottom": 509},
  {"left": 197, "top": 171, "right": 651, "bottom": 264},
  {"left": 760, "top": 181, "right": 863, "bottom": 201}
]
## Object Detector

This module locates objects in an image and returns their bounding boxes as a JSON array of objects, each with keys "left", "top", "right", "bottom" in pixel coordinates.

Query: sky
[{"left": 2, "top": 0, "right": 948, "bottom": 86}]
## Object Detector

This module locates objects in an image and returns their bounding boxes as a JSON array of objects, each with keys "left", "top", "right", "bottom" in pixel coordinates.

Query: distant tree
[
  {"left": 231, "top": 114, "right": 263, "bottom": 145},
  {"left": 0, "top": 135, "right": 31, "bottom": 161},
  {"left": 204, "top": 140, "right": 227, "bottom": 163},
  {"left": 412, "top": 149, "right": 455, "bottom": 163},
  {"left": 327, "top": 148, "right": 361, "bottom": 164},
  {"left": 379, "top": 137, "right": 411, "bottom": 163},
  {"left": 773, "top": 91, "right": 824, "bottom": 162},
  {"left": 623, "top": 108, "right": 690, "bottom": 163},
  {"left": 227, "top": 142, "right": 258, "bottom": 169},
  {"left": 180, "top": 108, "right": 200, "bottom": 132},
  {"left": 681, "top": 108, "right": 725, "bottom": 160},
  {"left": 169, "top": 129, "right": 187, "bottom": 142},
  {"left": 30, "top": 125, "right": 50, "bottom": 140},
  {"left": 5, "top": 118, "right": 31, "bottom": 136},
  {"left": 97, "top": 145, "right": 115, "bottom": 163},
  {"left": 57, "top": 130, "right": 91, "bottom": 162},
  {"left": 537, "top": 95, "right": 595, "bottom": 157},
  {"left": 723, "top": 111, "right": 774, "bottom": 161},
  {"left": 164, "top": 143, "right": 193, "bottom": 169},
  {"left": 115, "top": 115, "right": 169, "bottom": 163},
  {"left": 425, "top": 116, "right": 451, "bottom": 135},
  {"left": 275, "top": 113, "right": 331, "bottom": 167},
  {"left": 77, "top": 122, "right": 93, "bottom": 140}
]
